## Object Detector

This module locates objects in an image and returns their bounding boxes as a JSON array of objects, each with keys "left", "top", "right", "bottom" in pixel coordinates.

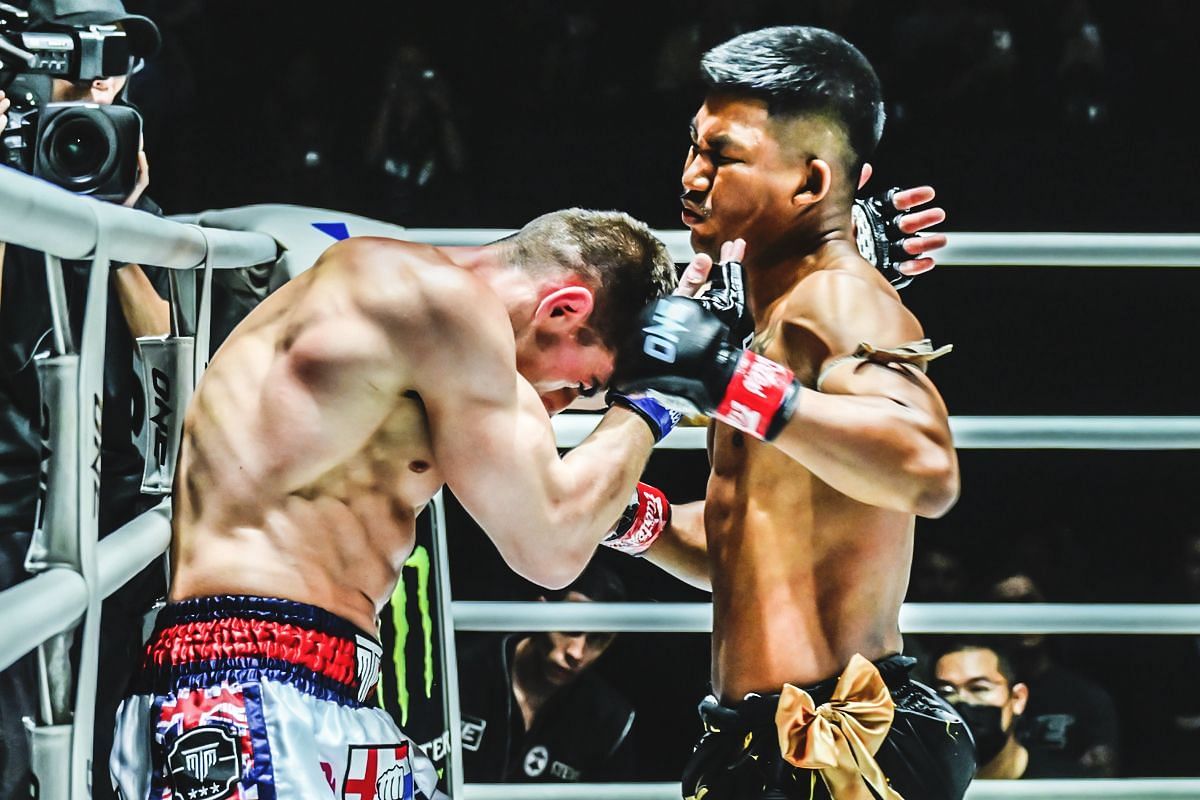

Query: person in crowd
[
  {"left": 405, "top": 560, "right": 635, "bottom": 786},
  {"left": 934, "top": 640, "right": 1065, "bottom": 779},
  {"left": 988, "top": 572, "right": 1119, "bottom": 777}
]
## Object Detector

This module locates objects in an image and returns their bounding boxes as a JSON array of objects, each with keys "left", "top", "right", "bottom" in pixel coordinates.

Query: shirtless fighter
[
  {"left": 604, "top": 27, "right": 976, "bottom": 799},
  {"left": 109, "top": 210, "right": 683, "bottom": 800}
]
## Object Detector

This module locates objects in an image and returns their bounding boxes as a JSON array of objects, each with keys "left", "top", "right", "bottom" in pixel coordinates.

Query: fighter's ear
[
  {"left": 1010, "top": 682, "right": 1030, "bottom": 716},
  {"left": 858, "top": 162, "right": 873, "bottom": 191},
  {"left": 792, "top": 158, "right": 833, "bottom": 209},
  {"left": 534, "top": 285, "right": 595, "bottom": 332}
]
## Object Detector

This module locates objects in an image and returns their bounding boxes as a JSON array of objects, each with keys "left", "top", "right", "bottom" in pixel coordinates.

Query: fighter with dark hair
[{"left": 601, "top": 26, "right": 976, "bottom": 799}]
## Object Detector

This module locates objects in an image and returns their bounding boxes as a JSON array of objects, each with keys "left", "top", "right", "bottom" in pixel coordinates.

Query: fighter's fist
[
  {"left": 601, "top": 482, "right": 670, "bottom": 556},
  {"left": 612, "top": 297, "right": 801, "bottom": 441},
  {"left": 614, "top": 296, "right": 731, "bottom": 415}
]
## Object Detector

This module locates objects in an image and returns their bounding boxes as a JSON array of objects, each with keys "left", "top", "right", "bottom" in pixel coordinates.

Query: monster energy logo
[{"left": 382, "top": 544, "right": 435, "bottom": 725}]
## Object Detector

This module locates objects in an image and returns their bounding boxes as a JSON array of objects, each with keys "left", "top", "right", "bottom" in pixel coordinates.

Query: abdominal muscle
[
  {"left": 706, "top": 433, "right": 914, "bottom": 701},
  {"left": 171, "top": 486, "right": 425, "bottom": 636}
]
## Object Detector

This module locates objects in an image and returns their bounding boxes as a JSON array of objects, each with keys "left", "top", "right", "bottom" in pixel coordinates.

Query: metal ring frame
[{"left": 1, "top": 164, "right": 1199, "bottom": 798}]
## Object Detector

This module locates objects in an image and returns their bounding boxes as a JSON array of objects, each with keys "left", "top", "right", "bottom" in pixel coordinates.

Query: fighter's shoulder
[
  {"left": 782, "top": 257, "right": 921, "bottom": 346},
  {"left": 325, "top": 237, "right": 504, "bottom": 335}
]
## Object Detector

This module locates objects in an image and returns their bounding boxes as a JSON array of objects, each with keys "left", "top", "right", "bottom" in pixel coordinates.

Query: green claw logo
[{"left": 381, "top": 545, "right": 435, "bottom": 725}]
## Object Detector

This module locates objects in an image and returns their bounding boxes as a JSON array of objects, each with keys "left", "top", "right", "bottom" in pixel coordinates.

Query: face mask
[{"left": 952, "top": 702, "right": 1011, "bottom": 766}]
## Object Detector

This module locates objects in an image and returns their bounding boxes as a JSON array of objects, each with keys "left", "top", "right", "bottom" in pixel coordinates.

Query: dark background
[{"left": 122, "top": 0, "right": 1200, "bottom": 780}]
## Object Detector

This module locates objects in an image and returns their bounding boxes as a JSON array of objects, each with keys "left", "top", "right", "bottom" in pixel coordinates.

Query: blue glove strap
[{"left": 609, "top": 393, "right": 682, "bottom": 442}]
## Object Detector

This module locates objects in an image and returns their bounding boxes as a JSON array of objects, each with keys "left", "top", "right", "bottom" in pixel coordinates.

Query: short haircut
[
  {"left": 936, "top": 639, "right": 1022, "bottom": 687},
  {"left": 504, "top": 209, "right": 676, "bottom": 350},
  {"left": 546, "top": 559, "right": 628, "bottom": 603},
  {"left": 700, "top": 26, "right": 885, "bottom": 170}
]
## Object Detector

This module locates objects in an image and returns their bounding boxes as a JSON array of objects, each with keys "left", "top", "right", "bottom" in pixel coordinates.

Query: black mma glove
[
  {"left": 695, "top": 258, "right": 753, "bottom": 348},
  {"left": 853, "top": 188, "right": 913, "bottom": 289},
  {"left": 613, "top": 297, "right": 801, "bottom": 441}
]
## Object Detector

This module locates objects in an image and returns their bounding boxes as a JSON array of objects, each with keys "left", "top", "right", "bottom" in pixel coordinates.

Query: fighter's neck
[
  {"left": 438, "top": 244, "right": 541, "bottom": 330},
  {"left": 742, "top": 225, "right": 859, "bottom": 322}
]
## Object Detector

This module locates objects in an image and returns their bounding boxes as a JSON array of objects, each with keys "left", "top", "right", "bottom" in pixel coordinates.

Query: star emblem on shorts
[{"left": 187, "top": 784, "right": 222, "bottom": 798}]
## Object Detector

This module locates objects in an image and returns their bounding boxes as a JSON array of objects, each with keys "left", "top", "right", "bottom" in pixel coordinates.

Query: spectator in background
[
  {"left": 0, "top": 2, "right": 166, "bottom": 796},
  {"left": 989, "top": 572, "right": 1120, "bottom": 777},
  {"left": 934, "top": 640, "right": 1064, "bottom": 779},
  {"left": 407, "top": 560, "right": 635, "bottom": 786},
  {"left": 362, "top": 45, "right": 471, "bottom": 225}
]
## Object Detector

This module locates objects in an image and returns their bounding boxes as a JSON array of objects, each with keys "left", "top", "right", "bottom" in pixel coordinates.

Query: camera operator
[{"left": 0, "top": 2, "right": 164, "bottom": 797}]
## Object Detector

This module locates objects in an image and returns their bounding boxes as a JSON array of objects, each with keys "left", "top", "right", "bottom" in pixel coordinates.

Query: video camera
[{"left": 1, "top": 1, "right": 141, "bottom": 201}]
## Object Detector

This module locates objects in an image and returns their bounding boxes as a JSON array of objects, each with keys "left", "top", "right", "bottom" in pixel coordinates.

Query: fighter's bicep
[{"left": 424, "top": 373, "right": 563, "bottom": 542}]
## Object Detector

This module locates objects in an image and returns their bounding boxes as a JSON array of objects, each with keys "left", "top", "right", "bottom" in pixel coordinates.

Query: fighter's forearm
[
  {"left": 642, "top": 500, "right": 711, "bottom": 591},
  {"left": 771, "top": 390, "right": 958, "bottom": 518},
  {"left": 509, "top": 408, "right": 656, "bottom": 587},
  {"left": 113, "top": 263, "right": 169, "bottom": 339}
]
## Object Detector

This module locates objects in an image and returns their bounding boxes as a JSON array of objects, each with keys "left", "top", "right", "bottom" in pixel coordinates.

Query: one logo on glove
[
  {"left": 342, "top": 743, "right": 414, "bottom": 800},
  {"left": 642, "top": 299, "right": 692, "bottom": 364},
  {"left": 167, "top": 726, "right": 241, "bottom": 800}
]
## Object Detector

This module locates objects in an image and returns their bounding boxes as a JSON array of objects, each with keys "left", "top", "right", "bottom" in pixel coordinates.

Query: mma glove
[
  {"left": 612, "top": 296, "right": 801, "bottom": 442},
  {"left": 695, "top": 258, "right": 753, "bottom": 348},
  {"left": 600, "top": 481, "right": 670, "bottom": 556},
  {"left": 853, "top": 187, "right": 913, "bottom": 289}
]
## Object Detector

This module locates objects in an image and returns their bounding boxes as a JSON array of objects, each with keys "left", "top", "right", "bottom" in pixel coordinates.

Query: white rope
[
  {"left": 95, "top": 501, "right": 172, "bottom": 600},
  {"left": 451, "top": 601, "right": 1200, "bottom": 635},
  {"left": 392, "top": 228, "right": 1200, "bottom": 267},
  {"left": 461, "top": 780, "right": 1200, "bottom": 800},
  {"left": 6, "top": 168, "right": 1200, "bottom": 269},
  {"left": 554, "top": 414, "right": 1200, "bottom": 450},
  {"left": 0, "top": 569, "right": 87, "bottom": 673},
  {"left": 0, "top": 166, "right": 277, "bottom": 268}
]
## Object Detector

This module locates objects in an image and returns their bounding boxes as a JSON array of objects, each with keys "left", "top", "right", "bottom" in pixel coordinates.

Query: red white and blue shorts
[{"left": 110, "top": 595, "right": 445, "bottom": 800}]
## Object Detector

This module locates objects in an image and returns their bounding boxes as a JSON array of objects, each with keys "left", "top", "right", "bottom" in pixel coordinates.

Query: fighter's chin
[{"left": 687, "top": 227, "right": 721, "bottom": 260}]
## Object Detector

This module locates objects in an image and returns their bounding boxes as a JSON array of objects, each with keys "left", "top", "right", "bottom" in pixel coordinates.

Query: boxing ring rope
[
  {"left": 554, "top": 413, "right": 1200, "bottom": 450},
  {"left": 398, "top": 228, "right": 1200, "bottom": 267},
  {"left": 461, "top": 779, "right": 1200, "bottom": 800},
  {"left": 3, "top": 168, "right": 1200, "bottom": 797},
  {"left": 449, "top": 600, "right": 1200, "bottom": 635},
  {"left": 0, "top": 166, "right": 277, "bottom": 798}
]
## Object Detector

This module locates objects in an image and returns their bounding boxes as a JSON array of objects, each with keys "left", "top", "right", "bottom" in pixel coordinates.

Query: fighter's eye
[{"left": 578, "top": 383, "right": 599, "bottom": 398}]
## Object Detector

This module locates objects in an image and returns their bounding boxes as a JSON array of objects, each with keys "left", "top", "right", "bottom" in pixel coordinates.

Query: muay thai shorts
[
  {"left": 110, "top": 595, "right": 445, "bottom": 800},
  {"left": 682, "top": 654, "right": 976, "bottom": 800}
]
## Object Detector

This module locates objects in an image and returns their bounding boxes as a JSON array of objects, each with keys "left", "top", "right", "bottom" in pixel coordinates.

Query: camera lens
[
  {"left": 39, "top": 108, "right": 119, "bottom": 190},
  {"left": 52, "top": 118, "right": 108, "bottom": 176}
]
